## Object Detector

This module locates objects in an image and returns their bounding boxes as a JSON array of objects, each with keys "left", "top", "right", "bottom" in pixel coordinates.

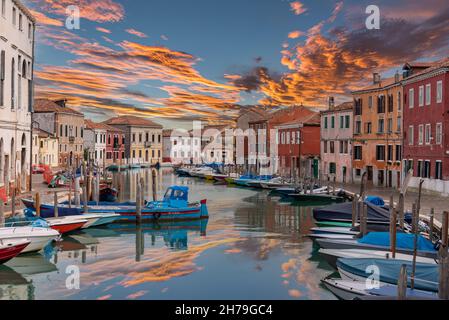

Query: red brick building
[
  {"left": 104, "top": 125, "right": 125, "bottom": 166},
  {"left": 274, "top": 112, "right": 321, "bottom": 179},
  {"left": 402, "top": 59, "right": 449, "bottom": 195}
]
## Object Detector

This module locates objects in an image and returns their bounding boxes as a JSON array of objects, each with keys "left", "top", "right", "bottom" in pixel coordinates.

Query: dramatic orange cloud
[
  {"left": 125, "top": 28, "right": 148, "bottom": 38},
  {"left": 29, "top": 9, "right": 63, "bottom": 26},
  {"left": 290, "top": 1, "right": 307, "bottom": 15},
  {"left": 96, "top": 27, "right": 112, "bottom": 34},
  {"left": 288, "top": 30, "right": 303, "bottom": 39},
  {"left": 28, "top": 0, "right": 125, "bottom": 23}
]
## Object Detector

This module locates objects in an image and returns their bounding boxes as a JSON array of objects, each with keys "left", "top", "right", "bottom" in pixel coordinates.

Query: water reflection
[
  {"left": 0, "top": 266, "right": 34, "bottom": 300},
  {"left": 2, "top": 170, "right": 336, "bottom": 300}
]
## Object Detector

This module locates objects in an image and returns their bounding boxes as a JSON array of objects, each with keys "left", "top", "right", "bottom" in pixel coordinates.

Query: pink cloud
[
  {"left": 125, "top": 28, "right": 148, "bottom": 38},
  {"left": 290, "top": 1, "right": 307, "bottom": 15}
]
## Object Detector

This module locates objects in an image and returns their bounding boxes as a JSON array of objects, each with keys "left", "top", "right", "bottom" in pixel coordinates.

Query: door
[
  {"left": 367, "top": 166, "right": 373, "bottom": 181},
  {"left": 313, "top": 159, "right": 319, "bottom": 179},
  {"left": 388, "top": 171, "right": 393, "bottom": 188},
  {"left": 342, "top": 166, "right": 347, "bottom": 183}
]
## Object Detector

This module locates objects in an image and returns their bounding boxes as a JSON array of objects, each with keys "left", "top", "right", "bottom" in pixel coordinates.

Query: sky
[{"left": 24, "top": 0, "right": 449, "bottom": 128}]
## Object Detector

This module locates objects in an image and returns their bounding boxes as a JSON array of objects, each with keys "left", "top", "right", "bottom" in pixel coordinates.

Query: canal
[{"left": 1, "top": 169, "right": 337, "bottom": 300}]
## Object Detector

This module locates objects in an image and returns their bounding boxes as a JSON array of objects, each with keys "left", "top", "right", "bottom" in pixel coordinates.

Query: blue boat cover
[
  {"left": 337, "top": 258, "right": 438, "bottom": 292},
  {"left": 358, "top": 232, "right": 436, "bottom": 252},
  {"left": 365, "top": 196, "right": 385, "bottom": 206},
  {"left": 368, "top": 285, "right": 438, "bottom": 299}
]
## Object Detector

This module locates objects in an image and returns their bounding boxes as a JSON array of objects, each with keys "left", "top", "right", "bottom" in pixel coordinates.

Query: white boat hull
[{"left": 0, "top": 227, "right": 60, "bottom": 253}]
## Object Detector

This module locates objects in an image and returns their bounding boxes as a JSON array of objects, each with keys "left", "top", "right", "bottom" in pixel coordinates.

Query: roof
[
  {"left": 276, "top": 112, "right": 321, "bottom": 128},
  {"left": 84, "top": 119, "right": 115, "bottom": 131},
  {"left": 403, "top": 62, "right": 434, "bottom": 69},
  {"left": 321, "top": 101, "right": 353, "bottom": 114},
  {"left": 403, "top": 58, "right": 449, "bottom": 83},
  {"left": 33, "top": 128, "right": 55, "bottom": 138},
  {"left": 104, "top": 115, "right": 163, "bottom": 128},
  {"left": 34, "top": 99, "right": 83, "bottom": 116},
  {"left": 12, "top": 0, "right": 36, "bottom": 24},
  {"left": 353, "top": 75, "right": 402, "bottom": 93}
]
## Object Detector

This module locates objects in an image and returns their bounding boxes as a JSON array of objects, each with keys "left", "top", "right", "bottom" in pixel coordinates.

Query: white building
[
  {"left": 0, "top": 0, "right": 35, "bottom": 200},
  {"left": 84, "top": 119, "right": 107, "bottom": 166},
  {"left": 167, "top": 129, "right": 201, "bottom": 165}
]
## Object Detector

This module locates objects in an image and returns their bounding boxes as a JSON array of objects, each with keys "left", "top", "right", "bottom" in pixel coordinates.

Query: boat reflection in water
[
  {"left": 0, "top": 266, "right": 34, "bottom": 300},
  {"left": 108, "top": 219, "right": 208, "bottom": 261}
]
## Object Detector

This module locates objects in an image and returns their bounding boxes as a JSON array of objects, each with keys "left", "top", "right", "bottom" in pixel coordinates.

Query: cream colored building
[
  {"left": 32, "top": 128, "right": 58, "bottom": 167},
  {"left": 105, "top": 115, "right": 163, "bottom": 165},
  {"left": 0, "top": 0, "right": 36, "bottom": 198}
]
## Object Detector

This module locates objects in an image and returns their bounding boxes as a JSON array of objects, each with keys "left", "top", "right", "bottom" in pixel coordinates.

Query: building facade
[
  {"left": 104, "top": 125, "right": 125, "bottom": 166},
  {"left": 275, "top": 112, "right": 321, "bottom": 179},
  {"left": 402, "top": 59, "right": 449, "bottom": 195},
  {"left": 352, "top": 73, "right": 403, "bottom": 188},
  {"left": 0, "top": 0, "right": 35, "bottom": 199},
  {"left": 320, "top": 101, "right": 353, "bottom": 183},
  {"left": 105, "top": 115, "right": 163, "bottom": 165},
  {"left": 32, "top": 128, "right": 58, "bottom": 167},
  {"left": 84, "top": 119, "right": 107, "bottom": 166},
  {"left": 33, "top": 99, "right": 85, "bottom": 168}
]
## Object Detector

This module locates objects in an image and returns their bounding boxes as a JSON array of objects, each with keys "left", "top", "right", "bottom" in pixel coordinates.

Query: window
[
  {"left": 418, "top": 125, "right": 424, "bottom": 145},
  {"left": 378, "top": 118, "right": 384, "bottom": 133},
  {"left": 418, "top": 85, "right": 424, "bottom": 107},
  {"left": 339, "top": 141, "right": 344, "bottom": 154},
  {"left": 436, "top": 123, "right": 442, "bottom": 145},
  {"left": 425, "top": 84, "right": 431, "bottom": 105},
  {"left": 354, "top": 146, "right": 362, "bottom": 160},
  {"left": 355, "top": 99, "right": 362, "bottom": 115},
  {"left": 397, "top": 92, "right": 402, "bottom": 111},
  {"left": 11, "top": 58, "right": 15, "bottom": 109},
  {"left": 355, "top": 120, "right": 362, "bottom": 134},
  {"left": 345, "top": 115, "right": 350, "bottom": 129},
  {"left": 417, "top": 160, "right": 423, "bottom": 177},
  {"left": 423, "top": 161, "right": 431, "bottom": 179},
  {"left": 132, "top": 133, "right": 135, "bottom": 142},
  {"left": 28, "top": 23, "right": 32, "bottom": 39},
  {"left": 0, "top": 50, "right": 4, "bottom": 106},
  {"left": 425, "top": 124, "right": 431, "bottom": 145},
  {"left": 330, "top": 141, "right": 335, "bottom": 154},
  {"left": 435, "top": 161, "right": 443, "bottom": 180},
  {"left": 437, "top": 81, "right": 443, "bottom": 103},
  {"left": 368, "top": 96, "right": 373, "bottom": 108},
  {"left": 387, "top": 145, "right": 393, "bottom": 161},
  {"left": 388, "top": 94, "right": 394, "bottom": 113},
  {"left": 19, "top": 13, "right": 22, "bottom": 31},
  {"left": 397, "top": 116, "right": 402, "bottom": 132},
  {"left": 12, "top": 7, "right": 16, "bottom": 25},
  {"left": 408, "top": 125, "right": 414, "bottom": 145},
  {"left": 331, "top": 116, "right": 335, "bottom": 129},
  {"left": 329, "top": 163, "right": 336, "bottom": 174},
  {"left": 395, "top": 145, "right": 402, "bottom": 162},
  {"left": 376, "top": 145, "right": 385, "bottom": 161},
  {"left": 365, "top": 122, "right": 372, "bottom": 134},
  {"left": 340, "top": 116, "right": 344, "bottom": 129},
  {"left": 387, "top": 118, "right": 393, "bottom": 133},
  {"left": 296, "top": 131, "right": 300, "bottom": 144},
  {"left": 355, "top": 169, "right": 361, "bottom": 177},
  {"left": 409, "top": 88, "right": 414, "bottom": 108},
  {"left": 324, "top": 116, "right": 328, "bottom": 129},
  {"left": 323, "top": 141, "right": 327, "bottom": 153},
  {"left": 344, "top": 141, "right": 348, "bottom": 154},
  {"left": 1, "top": 0, "right": 5, "bottom": 17},
  {"left": 152, "top": 134, "right": 155, "bottom": 143},
  {"left": 377, "top": 95, "right": 385, "bottom": 113}
]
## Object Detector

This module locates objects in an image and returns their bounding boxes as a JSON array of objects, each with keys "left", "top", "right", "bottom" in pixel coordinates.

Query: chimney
[
  {"left": 328, "top": 96, "right": 335, "bottom": 109},
  {"left": 394, "top": 71, "right": 400, "bottom": 83},
  {"left": 54, "top": 99, "right": 67, "bottom": 108},
  {"left": 373, "top": 73, "right": 381, "bottom": 85}
]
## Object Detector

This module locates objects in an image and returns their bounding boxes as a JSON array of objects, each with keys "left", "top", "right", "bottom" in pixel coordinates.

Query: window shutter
[{"left": 0, "top": 51, "right": 5, "bottom": 80}]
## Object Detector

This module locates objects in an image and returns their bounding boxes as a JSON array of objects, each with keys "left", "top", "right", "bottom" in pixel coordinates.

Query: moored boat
[
  {"left": 45, "top": 217, "right": 88, "bottom": 234},
  {"left": 0, "top": 240, "right": 31, "bottom": 264},
  {"left": 0, "top": 226, "right": 60, "bottom": 253}
]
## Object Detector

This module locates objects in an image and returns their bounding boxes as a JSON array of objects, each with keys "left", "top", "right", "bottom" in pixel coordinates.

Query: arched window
[{"left": 60, "top": 124, "right": 63, "bottom": 137}]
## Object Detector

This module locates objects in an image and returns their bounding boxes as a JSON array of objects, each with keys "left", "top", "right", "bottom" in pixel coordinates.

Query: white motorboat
[
  {"left": 310, "top": 227, "right": 359, "bottom": 236},
  {"left": 0, "top": 227, "right": 60, "bottom": 253},
  {"left": 319, "top": 248, "right": 437, "bottom": 269}
]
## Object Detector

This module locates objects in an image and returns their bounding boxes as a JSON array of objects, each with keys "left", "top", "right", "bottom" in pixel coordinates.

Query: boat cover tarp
[
  {"left": 358, "top": 232, "right": 436, "bottom": 252},
  {"left": 313, "top": 202, "right": 390, "bottom": 222},
  {"left": 368, "top": 285, "right": 438, "bottom": 299},
  {"left": 365, "top": 196, "right": 385, "bottom": 206},
  {"left": 337, "top": 258, "right": 438, "bottom": 292}
]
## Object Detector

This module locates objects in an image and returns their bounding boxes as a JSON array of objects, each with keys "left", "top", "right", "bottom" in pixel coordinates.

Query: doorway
[
  {"left": 367, "top": 166, "right": 373, "bottom": 181},
  {"left": 342, "top": 166, "right": 347, "bottom": 183}
]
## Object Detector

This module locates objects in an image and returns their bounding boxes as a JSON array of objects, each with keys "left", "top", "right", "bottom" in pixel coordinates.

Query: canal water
[{"left": 0, "top": 169, "right": 337, "bottom": 300}]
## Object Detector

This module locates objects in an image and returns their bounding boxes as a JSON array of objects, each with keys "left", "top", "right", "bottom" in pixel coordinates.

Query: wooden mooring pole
[
  {"left": 136, "top": 180, "right": 142, "bottom": 225},
  {"left": 152, "top": 170, "right": 157, "bottom": 202},
  {"left": 74, "top": 177, "right": 80, "bottom": 207},
  {"left": 54, "top": 192, "right": 59, "bottom": 218},
  {"left": 361, "top": 202, "right": 368, "bottom": 236},
  {"left": 11, "top": 188, "right": 16, "bottom": 217},
  {"left": 351, "top": 194, "right": 359, "bottom": 228},
  {"left": 389, "top": 195, "right": 397, "bottom": 258},
  {"left": 35, "top": 192, "right": 41, "bottom": 217},
  {"left": 398, "top": 193, "right": 405, "bottom": 230},
  {"left": 429, "top": 208, "right": 435, "bottom": 242},
  {"left": 438, "top": 243, "right": 449, "bottom": 300},
  {"left": 0, "top": 199, "right": 4, "bottom": 227},
  {"left": 397, "top": 264, "right": 407, "bottom": 300},
  {"left": 411, "top": 202, "right": 419, "bottom": 289},
  {"left": 442, "top": 211, "right": 449, "bottom": 249}
]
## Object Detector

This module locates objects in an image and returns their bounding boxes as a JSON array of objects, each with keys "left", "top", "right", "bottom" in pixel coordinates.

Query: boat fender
[{"left": 153, "top": 212, "right": 161, "bottom": 220}]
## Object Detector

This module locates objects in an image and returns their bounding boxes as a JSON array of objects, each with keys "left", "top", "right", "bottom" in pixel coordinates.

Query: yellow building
[{"left": 32, "top": 128, "right": 59, "bottom": 167}]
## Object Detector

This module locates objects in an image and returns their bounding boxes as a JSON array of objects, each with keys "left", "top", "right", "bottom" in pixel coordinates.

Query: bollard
[
  {"left": 397, "top": 264, "right": 408, "bottom": 300},
  {"left": 136, "top": 180, "right": 142, "bottom": 225},
  {"left": 0, "top": 199, "right": 4, "bottom": 227},
  {"left": 54, "top": 192, "right": 59, "bottom": 218},
  {"left": 35, "top": 192, "right": 41, "bottom": 217}
]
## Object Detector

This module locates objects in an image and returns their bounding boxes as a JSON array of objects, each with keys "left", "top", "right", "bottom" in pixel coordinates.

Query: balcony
[{"left": 69, "top": 136, "right": 75, "bottom": 144}]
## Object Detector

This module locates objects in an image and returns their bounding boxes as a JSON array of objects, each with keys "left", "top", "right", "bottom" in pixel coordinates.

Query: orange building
[{"left": 352, "top": 73, "right": 403, "bottom": 188}]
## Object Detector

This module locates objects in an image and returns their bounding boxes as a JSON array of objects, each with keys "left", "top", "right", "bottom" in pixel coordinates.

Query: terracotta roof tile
[
  {"left": 34, "top": 99, "right": 83, "bottom": 116},
  {"left": 104, "top": 115, "right": 163, "bottom": 128}
]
